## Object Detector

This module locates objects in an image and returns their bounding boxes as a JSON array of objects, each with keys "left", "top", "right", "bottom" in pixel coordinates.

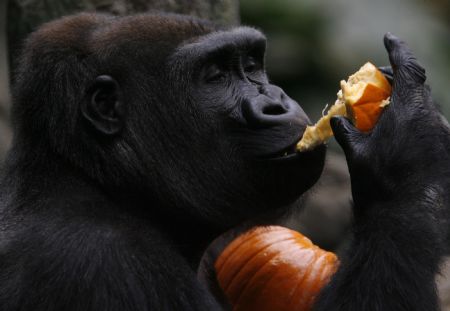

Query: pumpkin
[
  {"left": 215, "top": 226, "right": 339, "bottom": 311},
  {"left": 297, "top": 62, "right": 392, "bottom": 151}
]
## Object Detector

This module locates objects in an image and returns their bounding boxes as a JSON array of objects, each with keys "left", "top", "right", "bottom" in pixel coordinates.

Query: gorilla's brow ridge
[{"left": 172, "top": 27, "right": 266, "bottom": 61}]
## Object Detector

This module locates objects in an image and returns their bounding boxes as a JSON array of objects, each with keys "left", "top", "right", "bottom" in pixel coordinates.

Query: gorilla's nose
[{"left": 242, "top": 85, "right": 309, "bottom": 129}]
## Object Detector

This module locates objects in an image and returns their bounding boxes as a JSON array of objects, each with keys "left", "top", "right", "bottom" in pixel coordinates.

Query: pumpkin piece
[
  {"left": 297, "top": 62, "right": 392, "bottom": 152},
  {"left": 216, "top": 229, "right": 295, "bottom": 298},
  {"left": 215, "top": 226, "right": 339, "bottom": 311},
  {"left": 350, "top": 100, "right": 386, "bottom": 132}
]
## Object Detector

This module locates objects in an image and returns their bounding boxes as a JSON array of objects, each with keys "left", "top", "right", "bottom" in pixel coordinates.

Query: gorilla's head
[{"left": 13, "top": 13, "right": 326, "bottom": 231}]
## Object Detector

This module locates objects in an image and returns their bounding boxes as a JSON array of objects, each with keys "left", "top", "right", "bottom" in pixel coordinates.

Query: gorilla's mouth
[
  {"left": 264, "top": 127, "right": 327, "bottom": 162},
  {"left": 265, "top": 129, "right": 307, "bottom": 160},
  {"left": 270, "top": 141, "right": 299, "bottom": 158}
]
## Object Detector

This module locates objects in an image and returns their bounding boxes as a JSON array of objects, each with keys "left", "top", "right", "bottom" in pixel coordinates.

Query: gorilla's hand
[
  {"left": 331, "top": 33, "right": 450, "bottom": 214},
  {"left": 313, "top": 34, "right": 450, "bottom": 311}
]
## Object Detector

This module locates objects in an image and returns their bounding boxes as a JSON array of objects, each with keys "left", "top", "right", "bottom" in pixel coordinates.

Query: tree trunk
[
  {"left": 0, "top": 0, "right": 9, "bottom": 111},
  {"left": 0, "top": 0, "right": 12, "bottom": 159}
]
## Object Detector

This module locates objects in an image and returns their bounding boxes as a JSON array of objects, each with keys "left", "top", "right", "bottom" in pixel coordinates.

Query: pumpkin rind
[{"left": 215, "top": 226, "right": 339, "bottom": 311}]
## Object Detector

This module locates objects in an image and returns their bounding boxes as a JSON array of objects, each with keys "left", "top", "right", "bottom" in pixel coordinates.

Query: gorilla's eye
[
  {"left": 243, "top": 55, "right": 265, "bottom": 84},
  {"left": 204, "top": 64, "right": 227, "bottom": 84},
  {"left": 243, "top": 56, "right": 260, "bottom": 73}
]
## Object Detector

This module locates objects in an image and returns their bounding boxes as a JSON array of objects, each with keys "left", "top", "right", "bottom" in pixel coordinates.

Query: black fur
[
  {"left": 1, "top": 13, "right": 325, "bottom": 310},
  {"left": 2, "top": 13, "right": 449, "bottom": 311}
]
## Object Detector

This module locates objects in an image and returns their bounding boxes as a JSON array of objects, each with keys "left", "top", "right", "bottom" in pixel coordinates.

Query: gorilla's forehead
[
  {"left": 90, "top": 14, "right": 218, "bottom": 57},
  {"left": 173, "top": 27, "right": 266, "bottom": 60},
  {"left": 27, "top": 13, "right": 265, "bottom": 72},
  {"left": 95, "top": 14, "right": 214, "bottom": 44}
]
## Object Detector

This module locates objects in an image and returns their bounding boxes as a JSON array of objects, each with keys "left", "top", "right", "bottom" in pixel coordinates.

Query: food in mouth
[{"left": 297, "top": 62, "right": 392, "bottom": 152}]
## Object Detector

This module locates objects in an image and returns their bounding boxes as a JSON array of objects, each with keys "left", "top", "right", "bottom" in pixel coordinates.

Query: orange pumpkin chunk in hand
[
  {"left": 297, "top": 62, "right": 392, "bottom": 151},
  {"left": 215, "top": 226, "right": 339, "bottom": 311}
]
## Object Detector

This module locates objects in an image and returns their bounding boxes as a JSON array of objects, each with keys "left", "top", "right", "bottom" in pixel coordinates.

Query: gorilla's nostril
[
  {"left": 258, "top": 85, "right": 266, "bottom": 95},
  {"left": 262, "top": 105, "right": 286, "bottom": 116},
  {"left": 242, "top": 91, "right": 306, "bottom": 129}
]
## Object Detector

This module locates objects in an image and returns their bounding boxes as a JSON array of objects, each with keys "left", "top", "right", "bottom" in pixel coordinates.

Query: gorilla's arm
[{"left": 313, "top": 33, "right": 450, "bottom": 311}]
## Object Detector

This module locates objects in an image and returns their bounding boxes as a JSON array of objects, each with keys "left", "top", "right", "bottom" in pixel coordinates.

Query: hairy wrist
[{"left": 351, "top": 199, "right": 446, "bottom": 265}]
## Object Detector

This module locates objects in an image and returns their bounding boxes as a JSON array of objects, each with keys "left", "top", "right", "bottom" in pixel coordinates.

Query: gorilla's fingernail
[{"left": 383, "top": 32, "right": 397, "bottom": 50}]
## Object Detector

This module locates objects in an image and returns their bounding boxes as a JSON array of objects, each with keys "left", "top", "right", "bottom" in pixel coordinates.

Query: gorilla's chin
[{"left": 252, "top": 144, "right": 327, "bottom": 208}]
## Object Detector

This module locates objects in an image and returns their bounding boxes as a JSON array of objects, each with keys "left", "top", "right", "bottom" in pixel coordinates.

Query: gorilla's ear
[{"left": 82, "top": 75, "right": 124, "bottom": 135}]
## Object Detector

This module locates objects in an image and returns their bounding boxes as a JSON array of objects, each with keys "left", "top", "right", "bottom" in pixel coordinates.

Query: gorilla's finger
[
  {"left": 378, "top": 66, "right": 393, "bottom": 85},
  {"left": 383, "top": 33, "right": 426, "bottom": 86},
  {"left": 330, "top": 116, "right": 366, "bottom": 156}
]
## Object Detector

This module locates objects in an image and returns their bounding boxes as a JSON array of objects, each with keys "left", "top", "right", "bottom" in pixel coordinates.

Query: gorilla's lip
[
  {"left": 268, "top": 141, "right": 299, "bottom": 158},
  {"left": 266, "top": 127, "right": 326, "bottom": 161},
  {"left": 263, "top": 127, "right": 306, "bottom": 160},
  {"left": 267, "top": 142, "right": 326, "bottom": 163}
]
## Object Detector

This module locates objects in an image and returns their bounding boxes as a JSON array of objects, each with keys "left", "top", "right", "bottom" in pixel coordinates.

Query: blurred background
[
  {"left": 241, "top": 0, "right": 449, "bottom": 127},
  {"left": 1, "top": 0, "right": 449, "bottom": 308},
  {"left": 239, "top": 2, "right": 449, "bottom": 308}
]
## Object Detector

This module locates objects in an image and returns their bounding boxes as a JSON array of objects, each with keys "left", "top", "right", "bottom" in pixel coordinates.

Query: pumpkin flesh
[{"left": 297, "top": 62, "right": 392, "bottom": 151}]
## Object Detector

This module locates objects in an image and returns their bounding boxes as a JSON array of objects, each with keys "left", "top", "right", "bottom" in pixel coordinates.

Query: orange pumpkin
[
  {"left": 341, "top": 62, "right": 392, "bottom": 132},
  {"left": 215, "top": 226, "right": 339, "bottom": 311},
  {"left": 297, "top": 62, "right": 392, "bottom": 151}
]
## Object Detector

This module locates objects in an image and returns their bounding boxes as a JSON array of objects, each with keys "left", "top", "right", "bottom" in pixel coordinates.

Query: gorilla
[{"left": 0, "top": 12, "right": 448, "bottom": 311}]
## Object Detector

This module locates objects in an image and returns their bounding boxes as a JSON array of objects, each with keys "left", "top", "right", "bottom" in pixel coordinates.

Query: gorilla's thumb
[{"left": 330, "top": 116, "right": 364, "bottom": 155}]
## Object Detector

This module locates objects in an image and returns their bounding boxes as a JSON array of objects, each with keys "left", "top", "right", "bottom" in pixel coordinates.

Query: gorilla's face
[
  {"left": 136, "top": 26, "right": 326, "bottom": 225},
  {"left": 28, "top": 14, "right": 326, "bottom": 228}
]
